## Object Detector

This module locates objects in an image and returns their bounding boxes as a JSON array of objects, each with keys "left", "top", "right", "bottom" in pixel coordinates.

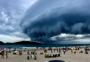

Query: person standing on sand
[
  {"left": 59, "top": 48, "right": 61, "bottom": 53},
  {"left": 63, "top": 48, "right": 66, "bottom": 54},
  {"left": 1, "top": 50, "right": 5, "bottom": 59},
  {"left": 6, "top": 51, "right": 8, "bottom": 59},
  {"left": 85, "top": 47, "right": 88, "bottom": 54},
  {"left": 27, "top": 50, "right": 30, "bottom": 60},
  {"left": 19, "top": 50, "right": 22, "bottom": 55}
]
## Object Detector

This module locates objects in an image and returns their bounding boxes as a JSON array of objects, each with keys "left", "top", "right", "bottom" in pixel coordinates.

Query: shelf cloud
[{"left": 21, "top": 0, "right": 90, "bottom": 43}]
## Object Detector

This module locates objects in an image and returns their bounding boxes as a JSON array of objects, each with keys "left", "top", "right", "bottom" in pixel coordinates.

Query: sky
[
  {"left": 1, "top": 0, "right": 90, "bottom": 44},
  {"left": 0, "top": 0, "right": 38, "bottom": 43},
  {"left": 21, "top": 0, "right": 90, "bottom": 43}
]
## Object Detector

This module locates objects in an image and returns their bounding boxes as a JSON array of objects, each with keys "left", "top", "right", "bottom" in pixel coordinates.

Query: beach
[{"left": 0, "top": 47, "right": 90, "bottom": 62}]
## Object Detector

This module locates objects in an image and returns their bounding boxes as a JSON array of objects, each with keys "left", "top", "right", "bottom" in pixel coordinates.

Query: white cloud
[
  {"left": 50, "top": 33, "right": 90, "bottom": 43},
  {"left": 0, "top": 0, "right": 39, "bottom": 33},
  {"left": 21, "top": 0, "right": 38, "bottom": 10},
  {"left": 0, "top": 0, "right": 38, "bottom": 43},
  {"left": 0, "top": 34, "right": 30, "bottom": 43},
  {"left": 10, "top": 31, "right": 30, "bottom": 38}
]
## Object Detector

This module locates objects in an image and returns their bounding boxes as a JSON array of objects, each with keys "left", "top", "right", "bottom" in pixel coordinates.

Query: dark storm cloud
[{"left": 21, "top": 0, "right": 90, "bottom": 43}]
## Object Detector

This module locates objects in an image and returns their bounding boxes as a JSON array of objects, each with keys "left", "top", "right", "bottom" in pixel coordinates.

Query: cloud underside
[
  {"left": 23, "top": 10, "right": 90, "bottom": 42},
  {"left": 22, "top": 0, "right": 90, "bottom": 43}
]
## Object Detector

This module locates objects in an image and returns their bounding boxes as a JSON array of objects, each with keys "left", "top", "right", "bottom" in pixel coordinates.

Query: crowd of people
[
  {"left": 27, "top": 50, "right": 37, "bottom": 60},
  {"left": 0, "top": 46, "right": 89, "bottom": 60},
  {"left": 0, "top": 48, "right": 9, "bottom": 59},
  {"left": 42, "top": 47, "right": 89, "bottom": 58}
]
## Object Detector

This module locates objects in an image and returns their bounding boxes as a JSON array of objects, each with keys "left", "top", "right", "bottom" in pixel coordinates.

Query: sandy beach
[{"left": 0, "top": 47, "right": 90, "bottom": 62}]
